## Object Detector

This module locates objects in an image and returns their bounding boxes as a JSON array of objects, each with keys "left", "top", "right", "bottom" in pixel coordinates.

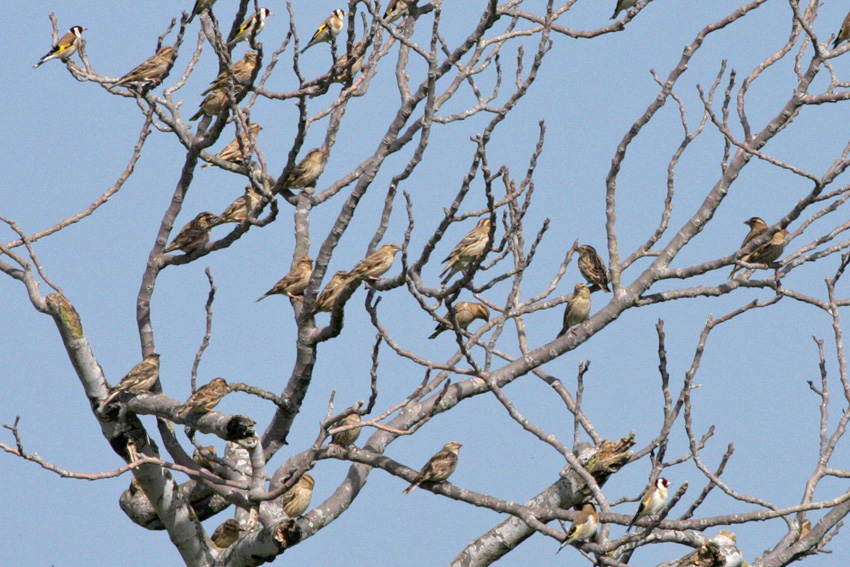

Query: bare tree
[{"left": 4, "top": 0, "right": 850, "bottom": 565}]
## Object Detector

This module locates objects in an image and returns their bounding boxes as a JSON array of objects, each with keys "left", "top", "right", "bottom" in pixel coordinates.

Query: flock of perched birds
[{"left": 32, "top": 0, "right": 808, "bottom": 553}]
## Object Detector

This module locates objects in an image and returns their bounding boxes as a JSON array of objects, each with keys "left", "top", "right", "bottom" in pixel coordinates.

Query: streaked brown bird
[
  {"left": 740, "top": 216, "right": 769, "bottom": 248},
  {"left": 282, "top": 148, "right": 327, "bottom": 190},
  {"left": 215, "top": 186, "right": 262, "bottom": 225},
  {"left": 330, "top": 413, "right": 362, "bottom": 446},
  {"left": 557, "top": 503, "right": 599, "bottom": 553},
  {"left": 611, "top": 0, "right": 637, "bottom": 19},
  {"left": 188, "top": 0, "right": 217, "bottom": 23},
  {"left": 310, "top": 270, "right": 353, "bottom": 313},
  {"left": 34, "top": 26, "right": 86, "bottom": 68},
  {"left": 331, "top": 41, "right": 367, "bottom": 83},
  {"left": 440, "top": 218, "right": 492, "bottom": 284},
  {"left": 193, "top": 445, "right": 217, "bottom": 471},
  {"left": 352, "top": 243, "right": 401, "bottom": 281},
  {"left": 163, "top": 211, "right": 217, "bottom": 254},
  {"left": 558, "top": 283, "right": 591, "bottom": 337},
  {"left": 190, "top": 88, "right": 229, "bottom": 121},
  {"left": 403, "top": 441, "right": 462, "bottom": 494},
  {"left": 228, "top": 8, "right": 273, "bottom": 47},
  {"left": 201, "top": 124, "right": 262, "bottom": 170},
  {"left": 113, "top": 45, "right": 176, "bottom": 88},
  {"left": 282, "top": 473, "right": 314, "bottom": 518},
  {"left": 177, "top": 377, "right": 229, "bottom": 417},
  {"left": 202, "top": 51, "right": 259, "bottom": 95},
  {"left": 730, "top": 227, "right": 788, "bottom": 279},
  {"left": 257, "top": 256, "right": 314, "bottom": 301},
  {"left": 577, "top": 244, "right": 610, "bottom": 292},
  {"left": 211, "top": 519, "right": 243, "bottom": 549},
  {"left": 834, "top": 9, "right": 850, "bottom": 48},
  {"left": 429, "top": 301, "right": 490, "bottom": 339},
  {"left": 102, "top": 353, "right": 161, "bottom": 407}
]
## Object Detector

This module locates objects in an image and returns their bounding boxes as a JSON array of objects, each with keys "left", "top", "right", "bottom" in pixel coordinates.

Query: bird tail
[
  {"left": 834, "top": 37, "right": 842, "bottom": 49},
  {"left": 402, "top": 479, "right": 421, "bottom": 494},
  {"left": 625, "top": 514, "right": 638, "bottom": 533},
  {"left": 428, "top": 327, "right": 444, "bottom": 340},
  {"left": 557, "top": 326, "right": 567, "bottom": 338},
  {"left": 33, "top": 59, "right": 46, "bottom": 69},
  {"left": 556, "top": 536, "right": 573, "bottom": 554},
  {"left": 176, "top": 406, "right": 190, "bottom": 418},
  {"left": 300, "top": 42, "right": 315, "bottom": 54},
  {"left": 256, "top": 293, "right": 270, "bottom": 302}
]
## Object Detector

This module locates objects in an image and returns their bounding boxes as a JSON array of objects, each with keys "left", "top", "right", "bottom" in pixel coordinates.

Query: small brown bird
[
  {"left": 211, "top": 519, "right": 243, "bottom": 549},
  {"left": 352, "top": 243, "right": 401, "bottom": 281},
  {"left": 215, "top": 186, "right": 262, "bottom": 225},
  {"left": 834, "top": 9, "right": 850, "bottom": 48},
  {"left": 799, "top": 519, "right": 811, "bottom": 540},
  {"left": 330, "top": 413, "right": 363, "bottom": 446},
  {"left": 440, "top": 218, "right": 492, "bottom": 284},
  {"left": 163, "top": 211, "right": 218, "bottom": 254},
  {"left": 190, "top": 88, "right": 229, "bottom": 121},
  {"left": 739, "top": 216, "right": 769, "bottom": 249},
  {"left": 34, "top": 26, "right": 86, "bottom": 68},
  {"left": 193, "top": 445, "right": 217, "bottom": 471},
  {"left": 403, "top": 441, "right": 462, "bottom": 494},
  {"left": 282, "top": 148, "right": 327, "bottom": 190},
  {"left": 201, "top": 124, "right": 262, "bottom": 170},
  {"left": 729, "top": 229, "right": 788, "bottom": 279},
  {"left": 331, "top": 41, "right": 367, "bottom": 83},
  {"left": 282, "top": 473, "right": 315, "bottom": 518},
  {"left": 310, "top": 270, "right": 353, "bottom": 313},
  {"left": 577, "top": 244, "right": 610, "bottom": 292},
  {"left": 558, "top": 283, "right": 592, "bottom": 337},
  {"left": 228, "top": 8, "right": 273, "bottom": 46},
  {"left": 626, "top": 477, "right": 671, "bottom": 532},
  {"left": 113, "top": 45, "right": 176, "bottom": 88},
  {"left": 177, "top": 377, "right": 229, "bottom": 417},
  {"left": 556, "top": 503, "right": 599, "bottom": 553},
  {"left": 429, "top": 301, "right": 490, "bottom": 339},
  {"left": 202, "top": 51, "right": 259, "bottom": 95},
  {"left": 188, "top": 0, "right": 217, "bottom": 23},
  {"left": 611, "top": 0, "right": 637, "bottom": 19},
  {"left": 102, "top": 353, "right": 161, "bottom": 407},
  {"left": 257, "top": 256, "right": 314, "bottom": 302},
  {"left": 301, "top": 9, "right": 346, "bottom": 53}
]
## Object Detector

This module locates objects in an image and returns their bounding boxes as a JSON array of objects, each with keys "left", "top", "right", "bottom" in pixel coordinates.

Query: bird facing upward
[
  {"left": 310, "top": 270, "right": 353, "bottom": 314},
  {"left": 403, "top": 441, "right": 462, "bottom": 494},
  {"left": 188, "top": 0, "right": 217, "bottom": 24},
  {"left": 34, "top": 26, "right": 86, "bottom": 68},
  {"left": 626, "top": 477, "right": 671, "bottom": 532}
]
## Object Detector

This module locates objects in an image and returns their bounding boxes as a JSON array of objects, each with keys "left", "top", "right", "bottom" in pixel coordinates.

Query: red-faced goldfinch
[
  {"left": 228, "top": 8, "right": 273, "bottom": 47},
  {"left": 626, "top": 477, "right": 670, "bottom": 532},
  {"left": 301, "top": 9, "right": 345, "bottom": 53},
  {"left": 556, "top": 503, "right": 599, "bottom": 553},
  {"left": 34, "top": 26, "right": 86, "bottom": 68}
]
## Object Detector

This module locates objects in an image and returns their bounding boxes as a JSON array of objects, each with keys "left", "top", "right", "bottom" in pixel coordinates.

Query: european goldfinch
[
  {"left": 611, "top": 0, "right": 637, "bottom": 19},
  {"left": 228, "top": 8, "right": 273, "bottom": 47},
  {"left": 429, "top": 301, "right": 490, "bottom": 339},
  {"left": 556, "top": 503, "right": 599, "bottom": 553},
  {"left": 34, "top": 26, "right": 86, "bottom": 68},
  {"left": 558, "top": 283, "right": 591, "bottom": 337},
  {"left": 301, "top": 9, "right": 345, "bottom": 53},
  {"left": 351, "top": 243, "right": 401, "bottom": 281},
  {"left": 176, "top": 377, "right": 229, "bottom": 417},
  {"left": 440, "top": 218, "right": 492, "bottom": 284},
  {"left": 163, "top": 211, "right": 218, "bottom": 253},
  {"left": 113, "top": 45, "right": 176, "bottom": 88},
  {"left": 626, "top": 477, "right": 670, "bottom": 532},
  {"left": 834, "top": 9, "right": 850, "bottom": 48},
  {"left": 257, "top": 256, "right": 314, "bottom": 301},
  {"left": 102, "top": 353, "right": 161, "bottom": 407},
  {"left": 384, "top": 0, "right": 408, "bottom": 23},
  {"left": 188, "top": 0, "right": 217, "bottom": 24},
  {"left": 577, "top": 244, "right": 610, "bottom": 292},
  {"left": 403, "top": 441, "right": 462, "bottom": 494}
]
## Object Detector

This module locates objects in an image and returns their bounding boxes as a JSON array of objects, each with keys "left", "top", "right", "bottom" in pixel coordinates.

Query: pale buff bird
[
  {"left": 403, "top": 441, "right": 462, "bottom": 494},
  {"left": 215, "top": 186, "right": 262, "bottom": 225},
  {"left": 330, "top": 413, "right": 362, "bottom": 446},
  {"left": 190, "top": 88, "right": 229, "bottom": 121},
  {"left": 282, "top": 148, "right": 327, "bottom": 190},
  {"left": 34, "top": 26, "right": 86, "bottom": 68},
  {"left": 202, "top": 51, "right": 259, "bottom": 95},
  {"left": 351, "top": 243, "right": 401, "bottom": 281},
  {"left": 257, "top": 256, "right": 314, "bottom": 301},
  {"left": 729, "top": 229, "right": 788, "bottom": 279},
  {"left": 429, "top": 301, "right": 490, "bottom": 339},
  {"left": 558, "top": 283, "right": 591, "bottom": 337},
  {"left": 113, "top": 45, "right": 176, "bottom": 87},
  {"left": 201, "top": 124, "right": 262, "bottom": 170},
  {"left": 102, "top": 353, "right": 161, "bottom": 407},
  {"left": 282, "top": 473, "right": 314, "bottom": 518},
  {"left": 310, "top": 270, "right": 353, "bottom": 313},
  {"left": 163, "top": 212, "right": 217, "bottom": 253},
  {"left": 577, "top": 244, "right": 610, "bottom": 292},
  {"left": 177, "top": 377, "right": 229, "bottom": 417},
  {"left": 556, "top": 503, "right": 599, "bottom": 553},
  {"left": 211, "top": 519, "right": 243, "bottom": 548},
  {"left": 440, "top": 218, "right": 491, "bottom": 284}
]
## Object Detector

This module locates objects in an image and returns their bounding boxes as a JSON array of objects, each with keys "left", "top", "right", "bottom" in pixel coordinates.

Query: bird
[
  {"left": 163, "top": 212, "right": 218, "bottom": 253},
  {"left": 281, "top": 148, "right": 327, "bottom": 190},
  {"left": 190, "top": 88, "right": 229, "bottom": 121},
  {"left": 34, "top": 26, "right": 86, "bottom": 68},
  {"left": 834, "top": 9, "right": 850, "bottom": 48},
  {"left": 193, "top": 445, "right": 217, "bottom": 471},
  {"left": 281, "top": 473, "right": 315, "bottom": 518},
  {"left": 611, "top": 0, "right": 637, "bottom": 19},
  {"left": 577, "top": 244, "right": 610, "bottom": 292},
  {"left": 188, "top": 0, "right": 217, "bottom": 23},
  {"left": 429, "top": 301, "right": 490, "bottom": 339},
  {"left": 331, "top": 41, "right": 367, "bottom": 83},
  {"left": 330, "top": 413, "right": 362, "bottom": 446},
  {"left": 177, "top": 377, "right": 229, "bottom": 418},
  {"left": 202, "top": 51, "right": 259, "bottom": 95},
  {"left": 258, "top": 256, "right": 314, "bottom": 302},
  {"left": 403, "top": 441, "right": 462, "bottom": 494},
  {"left": 211, "top": 519, "right": 243, "bottom": 548},
  {"left": 215, "top": 186, "right": 262, "bottom": 225},
  {"left": 228, "top": 8, "right": 273, "bottom": 46},
  {"left": 384, "top": 0, "right": 408, "bottom": 23},
  {"left": 738, "top": 216, "right": 769, "bottom": 249},
  {"left": 556, "top": 503, "right": 599, "bottom": 553},
  {"left": 440, "top": 218, "right": 492, "bottom": 284},
  {"left": 310, "top": 270, "right": 353, "bottom": 313},
  {"left": 201, "top": 123, "right": 262, "bottom": 170},
  {"left": 301, "top": 9, "right": 346, "bottom": 53},
  {"left": 112, "top": 45, "right": 176, "bottom": 88},
  {"left": 558, "top": 283, "right": 591, "bottom": 337},
  {"left": 729, "top": 229, "right": 788, "bottom": 279},
  {"left": 799, "top": 519, "right": 811, "bottom": 540},
  {"left": 351, "top": 243, "right": 401, "bottom": 281},
  {"left": 102, "top": 353, "right": 161, "bottom": 407},
  {"left": 626, "top": 477, "right": 671, "bottom": 532}
]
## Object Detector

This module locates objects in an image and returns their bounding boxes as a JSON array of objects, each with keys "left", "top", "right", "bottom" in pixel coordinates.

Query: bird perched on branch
[
  {"left": 440, "top": 218, "right": 492, "bottom": 284},
  {"left": 163, "top": 212, "right": 217, "bottom": 254},
  {"left": 202, "top": 51, "right": 258, "bottom": 95},
  {"left": 556, "top": 503, "right": 599, "bottom": 553},
  {"left": 310, "top": 270, "right": 353, "bottom": 314},
  {"left": 257, "top": 256, "right": 314, "bottom": 301},
  {"left": 834, "top": 8, "right": 850, "bottom": 48},
  {"left": 403, "top": 441, "right": 462, "bottom": 494},
  {"left": 301, "top": 9, "right": 345, "bottom": 53},
  {"left": 193, "top": 445, "right": 217, "bottom": 471},
  {"left": 190, "top": 88, "right": 229, "bottom": 121},
  {"left": 577, "top": 245, "right": 610, "bottom": 292},
  {"left": 330, "top": 413, "right": 362, "bottom": 447},
  {"left": 384, "top": 0, "right": 408, "bottom": 23},
  {"left": 177, "top": 378, "right": 229, "bottom": 417},
  {"left": 228, "top": 8, "right": 273, "bottom": 47},
  {"left": 102, "top": 353, "right": 161, "bottom": 407},
  {"left": 331, "top": 40, "right": 367, "bottom": 83},
  {"left": 611, "top": 0, "right": 637, "bottom": 19},
  {"left": 429, "top": 301, "right": 490, "bottom": 339},
  {"left": 215, "top": 186, "right": 262, "bottom": 225},
  {"left": 34, "top": 26, "right": 86, "bottom": 68},
  {"left": 202, "top": 124, "right": 262, "bottom": 170},
  {"left": 558, "top": 283, "right": 591, "bottom": 337},
  {"left": 352, "top": 243, "right": 401, "bottom": 281},
  {"left": 188, "top": 0, "right": 217, "bottom": 23},
  {"left": 211, "top": 519, "right": 243, "bottom": 549},
  {"left": 729, "top": 228, "right": 788, "bottom": 279},
  {"left": 282, "top": 473, "right": 315, "bottom": 518},
  {"left": 112, "top": 45, "right": 176, "bottom": 88},
  {"left": 626, "top": 477, "right": 670, "bottom": 532},
  {"left": 281, "top": 148, "right": 327, "bottom": 191}
]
